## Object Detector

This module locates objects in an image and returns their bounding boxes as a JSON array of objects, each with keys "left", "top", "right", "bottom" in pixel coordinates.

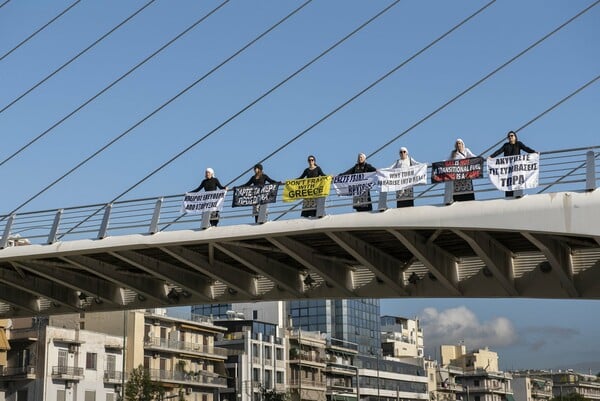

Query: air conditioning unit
[
  {"left": 65, "top": 381, "right": 73, "bottom": 389},
  {"left": 186, "top": 387, "right": 193, "bottom": 395},
  {"left": 68, "top": 344, "right": 77, "bottom": 353}
]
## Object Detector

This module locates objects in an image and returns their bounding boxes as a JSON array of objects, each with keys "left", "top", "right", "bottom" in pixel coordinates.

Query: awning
[{"left": 0, "top": 329, "right": 10, "bottom": 350}]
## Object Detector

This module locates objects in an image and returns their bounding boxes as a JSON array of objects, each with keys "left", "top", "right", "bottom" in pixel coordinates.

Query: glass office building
[
  {"left": 193, "top": 299, "right": 382, "bottom": 356},
  {"left": 287, "top": 299, "right": 380, "bottom": 356}
]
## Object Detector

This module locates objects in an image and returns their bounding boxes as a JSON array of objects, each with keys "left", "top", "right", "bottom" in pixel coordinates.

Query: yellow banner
[{"left": 283, "top": 176, "right": 332, "bottom": 202}]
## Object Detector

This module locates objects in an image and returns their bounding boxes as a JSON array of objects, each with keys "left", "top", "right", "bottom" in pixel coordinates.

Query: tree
[{"left": 125, "top": 365, "right": 165, "bottom": 401}]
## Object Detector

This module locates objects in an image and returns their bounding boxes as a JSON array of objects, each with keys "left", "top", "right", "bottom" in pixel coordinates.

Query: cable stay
[
  {"left": 0, "top": 0, "right": 81, "bottom": 62},
  {"left": 0, "top": 0, "right": 156, "bottom": 117}
]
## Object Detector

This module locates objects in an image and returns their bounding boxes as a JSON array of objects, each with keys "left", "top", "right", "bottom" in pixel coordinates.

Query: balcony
[
  {"left": 289, "top": 350, "right": 326, "bottom": 367},
  {"left": 329, "top": 378, "right": 354, "bottom": 391},
  {"left": 144, "top": 336, "right": 227, "bottom": 359},
  {"left": 104, "top": 370, "right": 125, "bottom": 383},
  {"left": 326, "top": 363, "right": 357, "bottom": 376},
  {"left": 0, "top": 366, "right": 36, "bottom": 380},
  {"left": 146, "top": 369, "right": 227, "bottom": 388},
  {"left": 51, "top": 366, "right": 84, "bottom": 380},
  {"left": 289, "top": 378, "right": 327, "bottom": 390}
]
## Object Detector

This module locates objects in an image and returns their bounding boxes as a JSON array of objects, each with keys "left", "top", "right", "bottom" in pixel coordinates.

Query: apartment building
[
  {"left": 356, "top": 355, "right": 429, "bottom": 401},
  {"left": 529, "top": 371, "right": 600, "bottom": 401},
  {"left": 288, "top": 328, "right": 327, "bottom": 401},
  {"left": 324, "top": 338, "right": 358, "bottom": 401},
  {"left": 441, "top": 345, "right": 514, "bottom": 401},
  {"left": 0, "top": 317, "right": 123, "bottom": 401},
  {"left": 425, "top": 359, "right": 463, "bottom": 401},
  {"left": 215, "top": 318, "right": 287, "bottom": 401},
  {"left": 512, "top": 373, "right": 553, "bottom": 401},
  {"left": 53, "top": 309, "right": 228, "bottom": 401},
  {"left": 380, "top": 315, "right": 424, "bottom": 359}
]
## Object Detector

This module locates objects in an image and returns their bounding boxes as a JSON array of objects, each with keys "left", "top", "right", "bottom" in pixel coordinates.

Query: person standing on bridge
[
  {"left": 449, "top": 139, "right": 477, "bottom": 202},
  {"left": 244, "top": 163, "right": 282, "bottom": 223},
  {"left": 490, "top": 130, "right": 536, "bottom": 197},
  {"left": 190, "top": 167, "right": 228, "bottom": 226},
  {"left": 297, "top": 155, "right": 326, "bottom": 217},
  {"left": 341, "top": 152, "right": 377, "bottom": 212},
  {"left": 389, "top": 147, "right": 420, "bottom": 208}
]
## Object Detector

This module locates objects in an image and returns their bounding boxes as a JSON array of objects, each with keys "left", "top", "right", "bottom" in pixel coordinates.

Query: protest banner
[
  {"left": 232, "top": 184, "right": 280, "bottom": 207},
  {"left": 377, "top": 164, "right": 427, "bottom": 193},
  {"left": 487, "top": 153, "right": 539, "bottom": 191},
  {"left": 283, "top": 176, "right": 332, "bottom": 202},
  {"left": 431, "top": 156, "right": 484, "bottom": 183},
  {"left": 182, "top": 190, "right": 227, "bottom": 214},
  {"left": 332, "top": 172, "right": 377, "bottom": 196}
]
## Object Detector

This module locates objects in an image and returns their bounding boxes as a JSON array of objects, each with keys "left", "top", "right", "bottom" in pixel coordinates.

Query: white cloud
[{"left": 420, "top": 306, "right": 518, "bottom": 353}]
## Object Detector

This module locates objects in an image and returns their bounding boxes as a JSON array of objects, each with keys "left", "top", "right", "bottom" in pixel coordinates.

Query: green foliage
[{"left": 125, "top": 365, "right": 165, "bottom": 401}]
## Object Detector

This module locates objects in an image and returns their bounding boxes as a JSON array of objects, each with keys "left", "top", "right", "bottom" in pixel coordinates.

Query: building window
[
  {"left": 265, "top": 369, "right": 272, "bottom": 388},
  {"left": 276, "top": 371, "right": 284, "bottom": 384},
  {"left": 276, "top": 347, "right": 283, "bottom": 360},
  {"left": 85, "top": 390, "right": 96, "bottom": 401},
  {"left": 86, "top": 352, "right": 97, "bottom": 370},
  {"left": 57, "top": 390, "right": 66, "bottom": 401},
  {"left": 106, "top": 394, "right": 115, "bottom": 401},
  {"left": 264, "top": 346, "right": 272, "bottom": 360},
  {"left": 16, "top": 390, "right": 28, "bottom": 401},
  {"left": 58, "top": 349, "right": 68, "bottom": 367},
  {"left": 106, "top": 354, "right": 116, "bottom": 373},
  {"left": 253, "top": 368, "right": 260, "bottom": 382}
]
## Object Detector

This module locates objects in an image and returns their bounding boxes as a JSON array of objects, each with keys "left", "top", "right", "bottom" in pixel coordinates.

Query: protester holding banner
[
  {"left": 189, "top": 167, "right": 227, "bottom": 226},
  {"left": 297, "top": 155, "right": 326, "bottom": 217},
  {"left": 449, "top": 138, "right": 477, "bottom": 202},
  {"left": 244, "top": 163, "right": 282, "bottom": 222},
  {"left": 490, "top": 131, "right": 536, "bottom": 197},
  {"left": 388, "top": 147, "right": 420, "bottom": 208},
  {"left": 341, "top": 153, "right": 377, "bottom": 212}
]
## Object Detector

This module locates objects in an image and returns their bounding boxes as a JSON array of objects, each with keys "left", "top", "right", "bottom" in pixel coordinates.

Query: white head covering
[
  {"left": 456, "top": 138, "right": 464, "bottom": 145},
  {"left": 206, "top": 167, "right": 214, "bottom": 175},
  {"left": 358, "top": 152, "right": 366, "bottom": 160},
  {"left": 399, "top": 146, "right": 408, "bottom": 155}
]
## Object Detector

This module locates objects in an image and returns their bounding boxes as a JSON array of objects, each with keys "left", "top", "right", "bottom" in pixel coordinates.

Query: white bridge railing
[{"left": 1, "top": 146, "right": 598, "bottom": 247}]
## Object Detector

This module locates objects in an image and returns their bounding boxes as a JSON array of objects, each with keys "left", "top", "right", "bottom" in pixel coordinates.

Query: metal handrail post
[
  {"left": 377, "top": 192, "right": 388, "bottom": 211},
  {"left": 149, "top": 197, "right": 163, "bottom": 234},
  {"left": 47, "top": 209, "right": 63, "bottom": 244},
  {"left": 98, "top": 204, "right": 112, "bottom": 239},
  {"left": 316, "top": 197, "right": 326, "bottom": 218},
  {"left": 586, "top": 150, "right": 596, "bottom": 191},
  {"left": 257, "top": 204, "right": 268, "bottom": 224},
  {"left": 201, "top": 212, "right": 211, "bottom": 230},
  {"left": 0, "top": 214, "right": 15, "bottom": 249}
]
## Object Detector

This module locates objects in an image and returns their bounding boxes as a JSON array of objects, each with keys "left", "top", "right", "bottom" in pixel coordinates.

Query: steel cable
[{"left": 0, "top": 0, "right": 81, "bottom": 62}]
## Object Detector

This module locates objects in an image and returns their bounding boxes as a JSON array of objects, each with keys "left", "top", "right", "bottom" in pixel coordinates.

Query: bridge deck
[{"left": 0, "top": 190, "right": 599, "bottom": 318}]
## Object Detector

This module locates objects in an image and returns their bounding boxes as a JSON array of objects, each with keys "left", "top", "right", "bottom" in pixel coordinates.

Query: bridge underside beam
[
  {"left": 0, "top": 282, "right": 43, "bottom": 314},
  {"left": 388, "top": 229, "right": 461, "bottom": 296},
  {"left": 522, "top": 233, "right": 579, "bottom": 297},
  {"left": 326, "top": 231, "right": 406, "bottom": 295},
  {"left": 109, "top": 250, "right": 214, "bottom": 302},
  {"left": 452, "top": 229, "right": 518, "bottom": 296},
  {"left": 1, "top": 264, "right": 80, "bottom": 312},
  {"left": 16, "top": 260, "right": 125, "bottom": 306},
  {"left": 61, "top": 255, "right": 168, "bottom": 306},
  {"left": 268, "top": 236, "right": 356, "bottom": 297},
  {"left": 215, "top": 242, "right": 305, "bottom": 297},
  {"left": 159, "top": 246, "right": 258, "bottom": 299}
]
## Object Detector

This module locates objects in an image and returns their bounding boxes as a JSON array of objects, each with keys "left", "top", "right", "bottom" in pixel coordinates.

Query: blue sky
[{"left": 1, "top": 1, "right": 599, "bottom": 371}]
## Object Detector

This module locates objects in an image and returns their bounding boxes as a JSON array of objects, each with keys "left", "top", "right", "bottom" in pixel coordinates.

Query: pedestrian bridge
[{"left": 0, "top": 146, "right": 599, "bottom": 318}]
